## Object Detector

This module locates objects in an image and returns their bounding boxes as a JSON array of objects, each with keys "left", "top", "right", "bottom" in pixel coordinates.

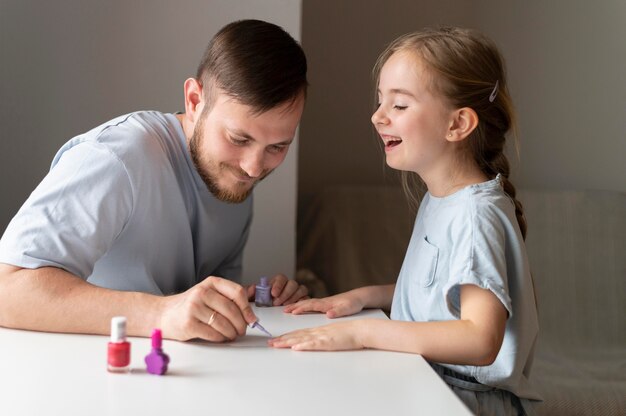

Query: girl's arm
[
  {"left": 283, "top": 284, "right": 395, "bottom": 318},
  {"left": 271, "top": 284, "right": 507, "bottom": 367}
]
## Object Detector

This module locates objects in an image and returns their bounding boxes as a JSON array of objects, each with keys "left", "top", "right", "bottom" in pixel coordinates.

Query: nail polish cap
[
  {"left": 151, "top": 328, "right": 163, "bottom": 348},
  {"left": 110, "top": 316, "right": 127, "bottom": 343},
  {"left": 259, "top": 276, "right": 269, "bottom": 287}
]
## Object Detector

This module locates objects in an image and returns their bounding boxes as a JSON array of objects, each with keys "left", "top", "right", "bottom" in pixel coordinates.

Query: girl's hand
[
  {"left": 268, "top": 321, "right": 365, "bottom": 351},
  {"left": 282, "top": 292, "right": 364, "bottom": 318}
]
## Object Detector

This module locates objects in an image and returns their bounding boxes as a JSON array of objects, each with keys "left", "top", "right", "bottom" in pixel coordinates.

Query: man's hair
[{"left": 196, "top": 19, "right": 308, "bottom": 114}]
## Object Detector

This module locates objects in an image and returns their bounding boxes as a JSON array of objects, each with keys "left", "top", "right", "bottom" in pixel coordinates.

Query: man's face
[{"left": 189, "top": 90, "right": 304, "bottom": 203}]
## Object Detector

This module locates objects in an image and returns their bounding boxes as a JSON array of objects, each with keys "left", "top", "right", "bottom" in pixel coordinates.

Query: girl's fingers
[
  {"left": 269, "top": 332, "right": 306, "bottom": 348},
  {"left": 283, "top": 302, "right": 301, "bottom": 313},
  {"left": 269, "top": 331, "right": 325, "bottom": 351},
  {"left": 292, "top": 340, "right": 318, "bottom": 351},
  {"left": 288, "top": 299, "right": 330, "bottom": 315},
  {"left": 326, "top": 303, "right": 353, "bottom": 318}
]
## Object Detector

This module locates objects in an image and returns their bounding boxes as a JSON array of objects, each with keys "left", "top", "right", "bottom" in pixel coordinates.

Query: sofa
[{"left": 297, "top": 186, "right": 626, "bottom": 415}]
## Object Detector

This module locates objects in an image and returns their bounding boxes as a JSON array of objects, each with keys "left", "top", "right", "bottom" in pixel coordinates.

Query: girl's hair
[{"left": 373, "top": 27, "right": 527, "bottom": 239}]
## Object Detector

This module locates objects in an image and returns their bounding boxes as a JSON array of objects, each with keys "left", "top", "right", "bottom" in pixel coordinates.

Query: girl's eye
[{"left": 393, "top": 105, "right": 408, "bottom": 110}]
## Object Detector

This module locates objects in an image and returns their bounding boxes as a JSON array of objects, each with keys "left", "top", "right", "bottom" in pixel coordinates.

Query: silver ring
[{"left": 207, "top": 311, "right": 217, "bottom": 327}]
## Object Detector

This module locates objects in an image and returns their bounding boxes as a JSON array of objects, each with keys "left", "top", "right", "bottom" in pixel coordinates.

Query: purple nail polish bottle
[
  {"left": 145, "top": 329, "right": 170, "bottom": 375},
  {"left": 255, "top": 276, "right": 272, "bottom": 307}
]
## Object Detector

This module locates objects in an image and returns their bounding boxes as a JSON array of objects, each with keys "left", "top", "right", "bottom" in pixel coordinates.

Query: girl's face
[{"left": 371, "top": 51, "right": 454, "bottom": 176}]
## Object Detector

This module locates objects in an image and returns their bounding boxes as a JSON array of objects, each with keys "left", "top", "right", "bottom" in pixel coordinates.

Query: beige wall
[{"left": 298, "top": 0, "right": 626, "bottom": 219}]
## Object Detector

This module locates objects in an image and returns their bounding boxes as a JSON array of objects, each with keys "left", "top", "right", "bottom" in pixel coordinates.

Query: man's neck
[{"left": 175, "top": 113, "right": 192, "bottom": 147}]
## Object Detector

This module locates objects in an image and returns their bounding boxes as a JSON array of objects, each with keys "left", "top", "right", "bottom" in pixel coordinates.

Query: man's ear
[
  {"left": 446, "top": 107, "right": 478, "bottom": 142},
  {"left": 183, "top": 78, "right": 204, "bottom": 123}
]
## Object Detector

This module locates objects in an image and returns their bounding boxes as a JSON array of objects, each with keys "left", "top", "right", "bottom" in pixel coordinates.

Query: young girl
[{"left": 269, "top": 27, "right": 541, "bottom": 415}]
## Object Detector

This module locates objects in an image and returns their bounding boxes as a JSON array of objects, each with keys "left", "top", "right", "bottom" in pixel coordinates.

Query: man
[{"left": 0, "top": 20, "right": 308, "bottom": 342}]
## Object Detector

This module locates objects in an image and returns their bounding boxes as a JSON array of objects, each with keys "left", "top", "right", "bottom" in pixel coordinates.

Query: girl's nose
[{"left": 371, "top": 107, "right": 389, "bottom": 126}]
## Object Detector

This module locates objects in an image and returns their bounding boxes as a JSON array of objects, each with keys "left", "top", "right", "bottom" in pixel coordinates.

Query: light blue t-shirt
[
  {"left": 390, "top": 175, "right": 540, "bottom": 400},
  {"left": 0, "top": 111, "right": 252, "bottom": 295}
]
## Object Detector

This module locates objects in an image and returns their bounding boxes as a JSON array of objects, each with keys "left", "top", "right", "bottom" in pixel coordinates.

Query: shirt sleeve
[
  {"left": 0, "top": 141, "right": 134, "bottom": 278},
  {"left": 444, "top": 202, "right": 513, "bottom": 319}
]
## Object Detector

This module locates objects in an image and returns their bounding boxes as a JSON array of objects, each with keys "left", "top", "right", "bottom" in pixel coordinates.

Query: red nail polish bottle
[{"left": 107, "top": 316, "right": 131, "bottom": 373}]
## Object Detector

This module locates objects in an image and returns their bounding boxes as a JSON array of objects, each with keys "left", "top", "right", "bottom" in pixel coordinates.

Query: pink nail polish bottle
[
  {"left": 107, "top": 316, "right": 131, "bottom": 373},
  {"left": 145, "top": 328, "right": 170, "bottom": 375}
]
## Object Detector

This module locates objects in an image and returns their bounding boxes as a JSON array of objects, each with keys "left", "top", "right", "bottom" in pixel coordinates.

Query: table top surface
[{"left": 0, "top": 305, "right": 471, "bottom": 416}]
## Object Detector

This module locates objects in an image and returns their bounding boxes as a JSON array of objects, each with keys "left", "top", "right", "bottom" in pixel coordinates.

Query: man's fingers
[
  {"left": 203, "top": 310, "right": 238, "bottom": 340},
  {"left": 189, "top": 319, "right": 228, "bottom": 343},
  {"left": 246, "top": 284, "right": 255, "bottom": 300},
  {"left": 282, "top": 285, "right": 309, "bottom": 306},
  {"left": 273, "top": 279, "right": 299, "bottom": 305},
  {"left": 270, "top": 274, "right": 288, "bottom": 298},
  {"left": 202, "top": 276, "right": 257, "bottom": 325},
  {"left": 201, "top": 288, "right": 249, "bottom": 336}
]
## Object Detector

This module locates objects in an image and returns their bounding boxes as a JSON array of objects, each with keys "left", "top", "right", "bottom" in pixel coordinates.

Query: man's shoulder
[
  {"left": 87, "top": 111, "right": 177, "bottom": 146},
  {"left": 53, "top": 111, "right": 183, "bottom": 169}
]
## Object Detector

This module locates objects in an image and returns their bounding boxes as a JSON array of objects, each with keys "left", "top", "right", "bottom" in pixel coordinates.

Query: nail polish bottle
[
  {"left": 145, "top": 328, "right": 170, "bottom": 375},
  {"left": 107, "top": 316, "right": 131, "bottom": 373},
  {"left": 255, "top": 276, "right": 272, "bottom": 307}
]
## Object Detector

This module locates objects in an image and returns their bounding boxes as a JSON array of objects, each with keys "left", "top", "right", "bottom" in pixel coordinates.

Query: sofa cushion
[{"left": 519, "top": 189, "right": 626, "bottom": 348}]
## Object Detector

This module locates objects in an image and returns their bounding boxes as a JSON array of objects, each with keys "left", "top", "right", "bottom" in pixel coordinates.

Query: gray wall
[
  {"left": 298, "top": 0, "right": 626, "bottom": 217},
  {"left": 2, "top": 0, "right": 625, "bottom": 284},
  {"left": 0, "top": 0, "right": 302, "bottom": 283}
]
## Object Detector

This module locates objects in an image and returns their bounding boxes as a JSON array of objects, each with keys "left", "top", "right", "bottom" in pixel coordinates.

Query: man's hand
[
  {"left": 269, "top": 274, "right": 309, "bottom": 305},
  {"left": 160, "top": 276, "right": 258, "bottom": 342},
  {"left": 246, "top": 274, "right": 309, "bottom": 306}
]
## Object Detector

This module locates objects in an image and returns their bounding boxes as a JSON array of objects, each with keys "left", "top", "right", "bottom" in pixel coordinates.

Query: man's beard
[{"left": 189, "top": 119, "right": 271, "bottom": 204}]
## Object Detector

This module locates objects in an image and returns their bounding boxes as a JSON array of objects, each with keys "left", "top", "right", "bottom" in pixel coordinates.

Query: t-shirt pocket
[{"left": 416, "top": 236, "right": 439, "bottom": 287}]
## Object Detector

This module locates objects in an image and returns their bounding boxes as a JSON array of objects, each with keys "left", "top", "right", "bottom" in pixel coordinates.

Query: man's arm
[
  {"left": 0, "top": 264, "right": 161, "bottom": 336},
  {"left": 0, "top": 263, "right": 257, "bottom": 341}
]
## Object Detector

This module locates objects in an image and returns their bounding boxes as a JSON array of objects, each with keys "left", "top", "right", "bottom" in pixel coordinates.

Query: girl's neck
[{"left": 423, "top": 164, "right": 489, "bottom": 198}]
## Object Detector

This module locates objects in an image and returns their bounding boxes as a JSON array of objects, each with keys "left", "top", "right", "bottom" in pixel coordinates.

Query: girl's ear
[{"left": 446, "top": 107, "right": 478, "bottom": 142}]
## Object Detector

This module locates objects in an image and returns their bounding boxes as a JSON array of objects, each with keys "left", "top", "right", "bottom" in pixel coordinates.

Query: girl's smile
[{"left": 381, "top": 134, "right": 403, "bottom": 151}]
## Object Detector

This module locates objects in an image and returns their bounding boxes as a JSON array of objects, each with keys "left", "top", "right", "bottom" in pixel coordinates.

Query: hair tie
[{"left": 489, "top": 80, "right": 499, "bottom": 103}]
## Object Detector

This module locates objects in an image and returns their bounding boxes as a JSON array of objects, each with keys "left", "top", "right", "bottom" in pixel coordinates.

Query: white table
[{"left": 0, "top": 306, "right": 471, "bottom": 415}]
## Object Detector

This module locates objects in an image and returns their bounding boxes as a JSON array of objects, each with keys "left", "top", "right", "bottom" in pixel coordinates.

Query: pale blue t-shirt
[
  {"left": 390, "top": 175, "right": 540, "bottom": 400},
  {"left": 0, "top": 111, "right": 252, "bottom": 295}
]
